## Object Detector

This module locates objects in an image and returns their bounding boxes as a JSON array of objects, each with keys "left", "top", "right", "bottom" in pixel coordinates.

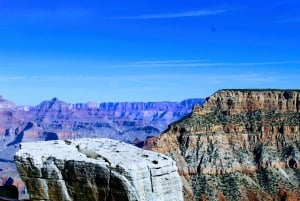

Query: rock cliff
[
  {"left": 150, "top": 89, "right": 300, "bottom": 201},
  {"left": 14, "top": 138, "right": 183, "bottom": 201}
]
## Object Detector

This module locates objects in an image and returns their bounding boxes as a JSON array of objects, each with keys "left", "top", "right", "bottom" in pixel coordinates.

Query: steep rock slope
[
  {"left": 150, "top": 89, "right": 300, "bottom": 201},
  {"left": 15, "top": 138, "right": 183, "bottom": 201}
]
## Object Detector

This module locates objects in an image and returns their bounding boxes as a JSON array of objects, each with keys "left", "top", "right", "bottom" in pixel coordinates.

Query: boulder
[{"left": 15, "top": 138, "right": 183, "bottom": 201}]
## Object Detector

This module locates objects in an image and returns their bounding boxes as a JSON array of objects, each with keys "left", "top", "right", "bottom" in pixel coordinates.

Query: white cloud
[
  {"left": 227, "top": 60, "right": 300, "bottom": 66},
  {"left": 1, "top": 8, "right": 94, "bottom": 20},
  {"left": 0, "top": 76, "right": 26, "bottom": 81},
  {"left": 109, "top": 9, "right": 227, "bottom": 20},
  {"left": 205, "top": 72, "right": 300, "bottom": 85},
  {"left": 131, "top": 59, "right": 207, "bottom": 64},
  {"left": 0, "top": 60, "right": 298, "bottom": 85},
  {"left": 274, "top": 16, "right": 300, "bottom": 23},
  {"left": 108, "top": 60, "right": 300, "bottom": 68}
]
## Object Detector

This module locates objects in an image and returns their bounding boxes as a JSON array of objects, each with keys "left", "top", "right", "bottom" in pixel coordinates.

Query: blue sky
[{"left": 0, "top": 0, "right": 299, "bottom": 105}]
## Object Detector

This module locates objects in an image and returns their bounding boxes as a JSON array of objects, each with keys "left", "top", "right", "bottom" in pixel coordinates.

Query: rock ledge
[{"left": 15, "top": 138, "right": 183, "bottom": 201}]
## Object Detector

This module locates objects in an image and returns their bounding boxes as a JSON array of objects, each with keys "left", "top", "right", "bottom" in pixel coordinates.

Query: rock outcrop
[
  {"left": 150, "top": 89, "right": 300, "bottom": 201},
  {"left": 14, "top": 138, "right": 183, "bottom": 201}
]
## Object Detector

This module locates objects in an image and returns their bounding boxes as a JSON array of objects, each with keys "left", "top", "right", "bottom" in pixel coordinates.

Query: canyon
[
  {"left": 3, "top": 89, "right": 300, "bottom": 200},
  {"left": 150, "top": 89, "right": 300, "bottom": 201},
  {"left": 0, "top": 95, "right": 203, "bottom": 199}
]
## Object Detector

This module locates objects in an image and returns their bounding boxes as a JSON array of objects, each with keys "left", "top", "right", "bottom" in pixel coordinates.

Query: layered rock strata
[
  {"left": 14, "top": 138, "right": 183, "bottom": 201},
  {"left": 150, "top": 89, "right": 300, "bottom": 201}
]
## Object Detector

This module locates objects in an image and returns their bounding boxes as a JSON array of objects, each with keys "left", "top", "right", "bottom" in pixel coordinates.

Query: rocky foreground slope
[
  {"left": 15, "top": 138, "right": 183, "bottom": 201},
  {"left": 150, "top": 89, "right": 300, "bottom": 201}
]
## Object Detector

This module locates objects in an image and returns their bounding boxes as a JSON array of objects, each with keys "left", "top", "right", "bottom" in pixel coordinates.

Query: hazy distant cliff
[
  {"left": 0, "top": 96, "right": 204, "bottom": 145},
  {"left": 30, "top": 97, "right": 204, "bottom": 142},
  {"left": 150, "top": 89, "right": 300, "bottom": 201}
]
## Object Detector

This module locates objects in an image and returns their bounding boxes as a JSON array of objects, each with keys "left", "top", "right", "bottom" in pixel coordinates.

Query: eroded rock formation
[
  {"left": 150, "top": 89, "right": 300, "bottom": 201},
  {"left": 14, "top": 138, "right": 183, "bottom": 201}
]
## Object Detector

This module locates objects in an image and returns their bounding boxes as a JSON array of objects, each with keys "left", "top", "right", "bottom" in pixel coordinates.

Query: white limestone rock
[{"left": 14, "top": 138, "right": 183, "bottom": 201}]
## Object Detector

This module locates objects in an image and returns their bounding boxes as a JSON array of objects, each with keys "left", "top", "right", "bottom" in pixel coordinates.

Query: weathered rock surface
[
  {"left": 150, "top": 89, "right": 300, "bottom": 201},
  {"left": 15, "top": 138, "right": 183, "bottom": 201}
]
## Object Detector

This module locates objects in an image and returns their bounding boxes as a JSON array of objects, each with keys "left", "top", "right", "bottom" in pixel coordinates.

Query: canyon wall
[{"left": 150, "top": 89, "right": 300, "bottom": 201}]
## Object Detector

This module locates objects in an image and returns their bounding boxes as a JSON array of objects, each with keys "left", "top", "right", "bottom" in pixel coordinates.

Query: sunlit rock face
[
  {"left": 150, "top": 89, "right": 300, "bottom": 201},
  {"left": 15, "top": 138, "right": 183, "bottom": 201}
]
